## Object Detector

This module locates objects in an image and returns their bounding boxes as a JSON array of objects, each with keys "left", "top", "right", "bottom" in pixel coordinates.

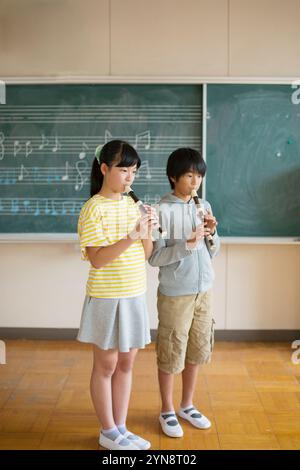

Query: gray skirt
[{"left": 77, "top": 293, "right": 151, "bottom": 352}]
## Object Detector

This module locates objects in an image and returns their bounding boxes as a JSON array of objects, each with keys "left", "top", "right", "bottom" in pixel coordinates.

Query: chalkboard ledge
[
  {"left": 221, "top": 237, "right": 300, "bottom": 245},
  {"left": 0, "top": 235, "right": 299, "bottom": 244},
  {"left": 0, "top": 234, "right": 78, "bottom": 243}
]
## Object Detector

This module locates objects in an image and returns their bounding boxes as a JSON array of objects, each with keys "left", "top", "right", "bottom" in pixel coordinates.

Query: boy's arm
[
  {"left": 148, "top": 236, "right": 193, "bottom": 267},
  {"left": 204, "top": 201, "right": 221, "bottom": 258},
  {"left": 205, "top": 230, "right": 220, "bottom": 258}
]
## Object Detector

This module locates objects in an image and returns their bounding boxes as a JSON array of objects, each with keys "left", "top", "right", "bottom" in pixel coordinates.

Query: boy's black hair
[
  {"left": 90, "top": 139, "right": 141, "bottom": 197},
  {"left": 166, "top": 147, "right": 207, "bottom": 189}
]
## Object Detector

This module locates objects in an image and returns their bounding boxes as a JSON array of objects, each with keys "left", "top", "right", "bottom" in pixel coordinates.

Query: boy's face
[{"left": 172, "top": 170, "right": 203, "bottom": 196}]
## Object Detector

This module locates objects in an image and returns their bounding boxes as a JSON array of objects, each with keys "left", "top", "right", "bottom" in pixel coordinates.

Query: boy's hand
[
  {"left": 187, "top": 224, "right": 207, "bottom": 249},
  {"left": 204, "top": 209, "right": 218, "bottom": 235}
]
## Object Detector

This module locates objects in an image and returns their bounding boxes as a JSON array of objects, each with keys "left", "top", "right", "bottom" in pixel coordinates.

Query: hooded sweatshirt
[{"left": 148, "top": 192, "right": 220, "bottom": 296}]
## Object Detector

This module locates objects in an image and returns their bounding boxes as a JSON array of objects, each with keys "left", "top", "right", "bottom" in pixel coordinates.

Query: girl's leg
[
  {"left": 181, "top": 362, "right": 199, "bottom": 408},
  {"left": 158, "top": 368, "right": 175, "bottom": 412},
  {"left": 112, "top": 348, "right": 138, "bottom": 426},
  {"left": 90, "top": 345, "right": 119, "bottom": 430}
]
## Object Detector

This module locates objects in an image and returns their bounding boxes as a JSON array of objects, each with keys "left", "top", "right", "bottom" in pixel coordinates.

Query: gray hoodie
[{"left": 148, "top": 192, "right": 220, "bottom": 296}]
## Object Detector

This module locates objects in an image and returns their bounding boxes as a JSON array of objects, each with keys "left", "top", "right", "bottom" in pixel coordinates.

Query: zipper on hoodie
[{"left": 189, "top": 202, "right": 201, "bottom": 292}]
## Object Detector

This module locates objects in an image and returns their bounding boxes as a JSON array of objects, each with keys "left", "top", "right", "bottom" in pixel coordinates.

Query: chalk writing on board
[
  {"left": 134, "top": 130, "right": 151, "bottom": 150},
  {"left": 0, "top": 198, "right": 84, "bottom": 216},
  {"left": 0, "top": 132, "right": 5, "bottom": 161}
]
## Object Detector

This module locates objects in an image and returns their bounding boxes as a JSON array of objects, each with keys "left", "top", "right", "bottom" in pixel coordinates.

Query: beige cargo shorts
[{"left": 156, "top": 290, "right": 215, "bottom": 374}]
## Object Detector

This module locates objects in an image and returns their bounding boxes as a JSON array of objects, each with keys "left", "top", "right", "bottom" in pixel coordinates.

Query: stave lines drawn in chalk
[
  {"left": 0, "top": 132, "right": 200, "bottom": 160},
  {"left": 0, "top": 105, "right": 202, "bottom": 124},
  {"left": 0, "top": 161, "right": 90, "bottom": 190},
  {"left": 0, "top": 198, "right": 85, "bottom": 216},
  {"left": 0, "top": 160, "right": 168, "bottom": 187}
]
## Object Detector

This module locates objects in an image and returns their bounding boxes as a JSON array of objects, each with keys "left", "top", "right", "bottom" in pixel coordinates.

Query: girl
[{"left": 77, "top": 140, "right": 158, "bottom": 451}]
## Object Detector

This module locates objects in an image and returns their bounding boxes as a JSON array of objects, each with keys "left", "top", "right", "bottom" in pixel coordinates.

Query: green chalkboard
[
  {"left": 206, "top": 84, "right": 300, "bottom": 237},
  {"left": 0, "top": 84, "right": 202, "bottom": 233}
]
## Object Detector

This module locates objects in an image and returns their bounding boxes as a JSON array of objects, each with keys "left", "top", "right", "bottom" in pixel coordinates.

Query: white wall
[
  {"left": 0, "top": 0, "right": 300, "bottom": 330},
  {"left": 1, "top": 243, "right": 299, "bottom": 330}
]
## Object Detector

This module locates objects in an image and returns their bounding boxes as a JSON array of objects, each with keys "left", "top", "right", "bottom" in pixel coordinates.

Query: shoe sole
[{"left": 178, "top": 411, "right": 211, "bottom": 429}]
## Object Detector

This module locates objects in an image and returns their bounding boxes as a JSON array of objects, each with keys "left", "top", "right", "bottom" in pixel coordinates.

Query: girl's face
[
  {"left": 101, "top": 163, "right": 138, "bottom": 193},
  {"left": 172, "top": 170, "right": 203, "bottom": 197}
]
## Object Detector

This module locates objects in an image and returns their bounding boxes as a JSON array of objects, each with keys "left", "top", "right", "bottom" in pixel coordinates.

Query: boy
[{"left": 149, "top": 148, "right": 220, "bottom": 438}]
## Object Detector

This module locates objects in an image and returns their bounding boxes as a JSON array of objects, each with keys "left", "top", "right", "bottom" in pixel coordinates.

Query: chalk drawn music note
[
  {"left": 52, "top": 136, "right": 61, "bottom": 153},
  {"left": 105, "top": 129, "right": 113, "bottom": 144},
  {"left": 75, "top": 160, "right": 88, "bottom": 191},
  {"left": 134, "top": 130, "right": 151, "bottom": 150},
  {"left": 11, "top": 199, "right": 19, "bottom": 214},
  {"left": 25, "top": 141, "right": 33, "bottom": 158},
  {"left": 0, "top": 132, "right": 5, "bottom": 160},
  {"left": 61, "top": 200, "right": 76, "bottom": 215},
  {"left": 18, "top": 164, "right": 29, "bottom": 182},
  {"left": 33, "top": 167, "right": 39, "bottom": 183},
  {"left": 34, "top": 200, "right": 40, "bottom": 216},
  {"left": 136, "top": 160, "right": 151, "bottom": 179},
  {"left": 51, "top": 200, "right": 57, "bottom": 215},
  {"left": 23, "top": 200, "right": 31, "bottom": 213},
  {"left": 61, "top": 161, "right": 69, "bottom": 181},
  {"left": 14, "top": 141, "right": 22, "bottom": 157},
  {"left": 45, "top": 199, "right": 51, "bottom": 215},
  {"left": 79, "top": 142, "right": 89, "bottom": 160},
  {"left": 39, "top": 133, "right": 49, "bottom": 150}
]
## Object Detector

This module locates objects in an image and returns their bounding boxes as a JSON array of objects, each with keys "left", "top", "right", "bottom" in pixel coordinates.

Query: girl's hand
[
  {"left": 204, "top": 209, "right": 218, "bottom": 235},
  {"left": 129, "top": 205, "right": 159, "bottom": 240}
]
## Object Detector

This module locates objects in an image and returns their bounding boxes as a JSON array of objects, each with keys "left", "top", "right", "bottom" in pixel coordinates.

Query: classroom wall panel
[
  {"left": 226, "top": 245, "right": 300, "bottom": 329},
  {"left": 0, "top": 244, "right": 227, "bottom": 330},
  {"left": 110, "top": 0, "right": 228, "bottom": 76},
  {"left": 0, "top": 0, "right": 110, "bottom": 77},
  {"left": 229, "top": 0, "right": 300, "bottom": 77}
]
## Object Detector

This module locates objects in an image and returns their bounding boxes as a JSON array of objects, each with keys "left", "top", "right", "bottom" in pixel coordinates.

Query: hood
[{"left": 159, "top": 192, "right": 194, "bottom": 205}]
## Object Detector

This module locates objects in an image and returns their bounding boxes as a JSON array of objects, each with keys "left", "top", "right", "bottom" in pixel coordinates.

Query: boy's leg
[
  {"left": 158, "top": 368, "right": 175, "bottom": 412},
  {"left": 156, "top": 292, "right": 196, "bottom": 402},
  {"left": 181, "top": 362, "right": 199, "bottom": 408},
  {"left": 178, "top": 290, "right": 213, "bottom": 429}
]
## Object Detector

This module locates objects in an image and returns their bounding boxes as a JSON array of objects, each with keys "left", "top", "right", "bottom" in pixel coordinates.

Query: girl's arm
[
  {"left": 86, "top": 236, "right": 134, "bottom": 269},
  {"left": 142, "top": 238, "right": 153, "bottom": 261},
  {"left": 87, "top": 209, "right": 158, "bottom": 268}
]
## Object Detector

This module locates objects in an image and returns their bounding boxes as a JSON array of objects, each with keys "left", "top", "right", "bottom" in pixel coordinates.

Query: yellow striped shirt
[{"left": 78, "top": 194, "right": 146, "bottom": 298}]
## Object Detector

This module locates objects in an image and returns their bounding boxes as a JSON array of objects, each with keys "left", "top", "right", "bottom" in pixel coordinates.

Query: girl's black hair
[
  {"left": 166, "top": 147, "right": 207, "bottom": 189},
  {"left": 90, "top": 140, "right": 141, "bottom": 197}
]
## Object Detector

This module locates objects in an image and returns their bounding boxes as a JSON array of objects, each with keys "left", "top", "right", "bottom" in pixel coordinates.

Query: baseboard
[{"left": 0, "top": 328, "right": 299, "bottom": 342}]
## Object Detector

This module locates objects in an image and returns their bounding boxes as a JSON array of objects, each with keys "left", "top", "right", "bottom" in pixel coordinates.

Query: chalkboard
[
  {"left": 0, "top": 84, "right": 202, "bottom": 233},
  {"left": 206, "top": 84, "right": 300, "bottom": 237}
]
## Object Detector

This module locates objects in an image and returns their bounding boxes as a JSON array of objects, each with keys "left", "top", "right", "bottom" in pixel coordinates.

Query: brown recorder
[
  {"left": 191, "top": 189, "right": 215, "bottom": 250},
  {"left": 125, "top": 186, "right": 167, "bottom": 237}
]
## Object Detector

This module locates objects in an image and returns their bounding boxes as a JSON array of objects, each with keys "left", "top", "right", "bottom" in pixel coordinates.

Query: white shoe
[
  {"left": 123, "top": 431, "right": 151, "bottom": 450},
  {"left": 99, "top": 432, "right": 141, "bottom": 450},
  {"left": 159, "top": 413, "right": 184, "bottom": 438},
  {"left": 178, "top": 406, "right": 211, "bottom": 429}
]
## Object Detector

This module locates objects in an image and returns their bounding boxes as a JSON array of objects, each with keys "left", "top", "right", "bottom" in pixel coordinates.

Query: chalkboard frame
[{"left": 1, "top": 78, "right": 300, "bottom": 244}]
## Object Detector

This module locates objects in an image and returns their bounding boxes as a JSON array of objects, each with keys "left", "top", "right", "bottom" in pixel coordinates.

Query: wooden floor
[{"left": 0, "top": 340, "right": 300, "bottom": 450}]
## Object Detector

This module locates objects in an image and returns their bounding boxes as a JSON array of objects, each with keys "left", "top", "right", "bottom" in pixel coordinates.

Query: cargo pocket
[
  {"left": 210, "top": 318, "right": 215, "bottom": 352},
  {"left": 156, "top": 326, "right": 173, "bottom": 366}
]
